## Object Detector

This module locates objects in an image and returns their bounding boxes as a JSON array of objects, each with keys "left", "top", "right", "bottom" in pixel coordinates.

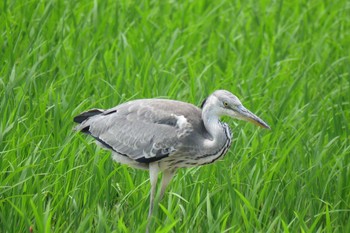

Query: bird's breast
[{"left": 158, "top": 123, "right": 232, "bottom": 170}]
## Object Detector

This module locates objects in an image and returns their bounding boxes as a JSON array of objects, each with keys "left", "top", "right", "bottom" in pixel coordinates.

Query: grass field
[{"left": 1, "top": 0, "right": 349, "bottom": 232}]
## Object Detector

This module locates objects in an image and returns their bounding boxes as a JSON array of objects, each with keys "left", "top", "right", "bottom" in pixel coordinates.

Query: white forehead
[{"left": 212, "top": 90, "right": 242, "bottom": 105}]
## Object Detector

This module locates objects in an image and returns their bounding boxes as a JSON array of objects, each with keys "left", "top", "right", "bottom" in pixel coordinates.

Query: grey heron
[{"left": 73, "top": 90, "right": 270, "bottom": 228}]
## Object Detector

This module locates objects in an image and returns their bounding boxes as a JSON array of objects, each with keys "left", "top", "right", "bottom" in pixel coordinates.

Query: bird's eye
[{"left": 223, "top": 102, "right": 228, "bottom": 107}]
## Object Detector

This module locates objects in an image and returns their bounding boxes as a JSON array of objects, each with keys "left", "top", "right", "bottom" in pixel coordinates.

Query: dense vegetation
[{"left": 1, "top": 0, "right": 349, "bottom": 232}]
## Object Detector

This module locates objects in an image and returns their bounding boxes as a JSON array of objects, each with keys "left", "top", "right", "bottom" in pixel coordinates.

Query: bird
[{"left": 73, "top": 90, "right": 270, "bottom": 229}]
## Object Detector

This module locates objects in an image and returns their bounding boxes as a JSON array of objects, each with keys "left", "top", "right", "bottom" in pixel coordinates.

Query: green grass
[{"left": 1, "top": 0, "right": 349, "bottom": 232}]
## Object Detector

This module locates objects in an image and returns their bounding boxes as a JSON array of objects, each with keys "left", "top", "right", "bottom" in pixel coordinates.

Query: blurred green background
[{"left": 1, "top": 0, "right": 349, "bottom": 232}]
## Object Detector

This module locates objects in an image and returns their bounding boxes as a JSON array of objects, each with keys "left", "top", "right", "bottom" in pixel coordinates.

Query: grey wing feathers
[{"left": 74, "top": 99, "right": 202, "bottom": 163}]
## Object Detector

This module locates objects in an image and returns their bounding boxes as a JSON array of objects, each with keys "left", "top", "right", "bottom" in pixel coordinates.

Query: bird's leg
[
  {"left": 159, "top": 169, "right": 176, "bottom": 200},
  {"left": 147, "top": 163, "right": 159, "bottom": 232}
]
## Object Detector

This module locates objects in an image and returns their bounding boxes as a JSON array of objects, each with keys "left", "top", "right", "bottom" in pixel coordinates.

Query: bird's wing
[{"left": 75, "top": 99, "right": 201, "bottom": 163}]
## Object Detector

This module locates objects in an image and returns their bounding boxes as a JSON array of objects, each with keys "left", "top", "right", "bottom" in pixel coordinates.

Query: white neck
[{"left": 202, "top": 105, "right": 227, "bottom": 149}]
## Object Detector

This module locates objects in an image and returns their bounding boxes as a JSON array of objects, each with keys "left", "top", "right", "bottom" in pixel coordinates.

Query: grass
[{"left": 1, "top": 0, "right": 349, "bottom": 232}]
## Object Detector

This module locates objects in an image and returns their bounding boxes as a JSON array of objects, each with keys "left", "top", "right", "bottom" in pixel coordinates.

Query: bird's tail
[
  {"left": 73, "top": 108, "right": 105, "bottom": 133},
  {"left": 73, "top": 109, "right": 104, "bottom": 124}
]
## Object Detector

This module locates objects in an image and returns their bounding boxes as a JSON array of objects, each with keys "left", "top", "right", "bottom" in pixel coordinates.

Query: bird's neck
[{"left": 202, "top": 109, "right": 227, "bottom": 148}]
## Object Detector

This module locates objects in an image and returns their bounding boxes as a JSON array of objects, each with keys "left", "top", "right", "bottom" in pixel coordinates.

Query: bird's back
[{"left": 74, "top": 99, "right": 211, "bottom": 167}]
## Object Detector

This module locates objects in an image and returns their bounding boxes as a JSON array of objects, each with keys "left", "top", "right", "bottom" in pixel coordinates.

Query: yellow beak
[{"left": 237, "top": 106, "right": 270, "bottom": 129}]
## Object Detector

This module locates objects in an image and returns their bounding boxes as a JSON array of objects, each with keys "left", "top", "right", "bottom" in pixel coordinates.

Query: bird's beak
[{"left": 236, "top": 105, "right": 270, "bottom": 129}]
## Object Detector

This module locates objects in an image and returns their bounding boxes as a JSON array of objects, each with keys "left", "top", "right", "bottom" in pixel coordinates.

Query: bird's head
[{"left": 202, "top": 90, "right": 270, "bottom": 129}]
